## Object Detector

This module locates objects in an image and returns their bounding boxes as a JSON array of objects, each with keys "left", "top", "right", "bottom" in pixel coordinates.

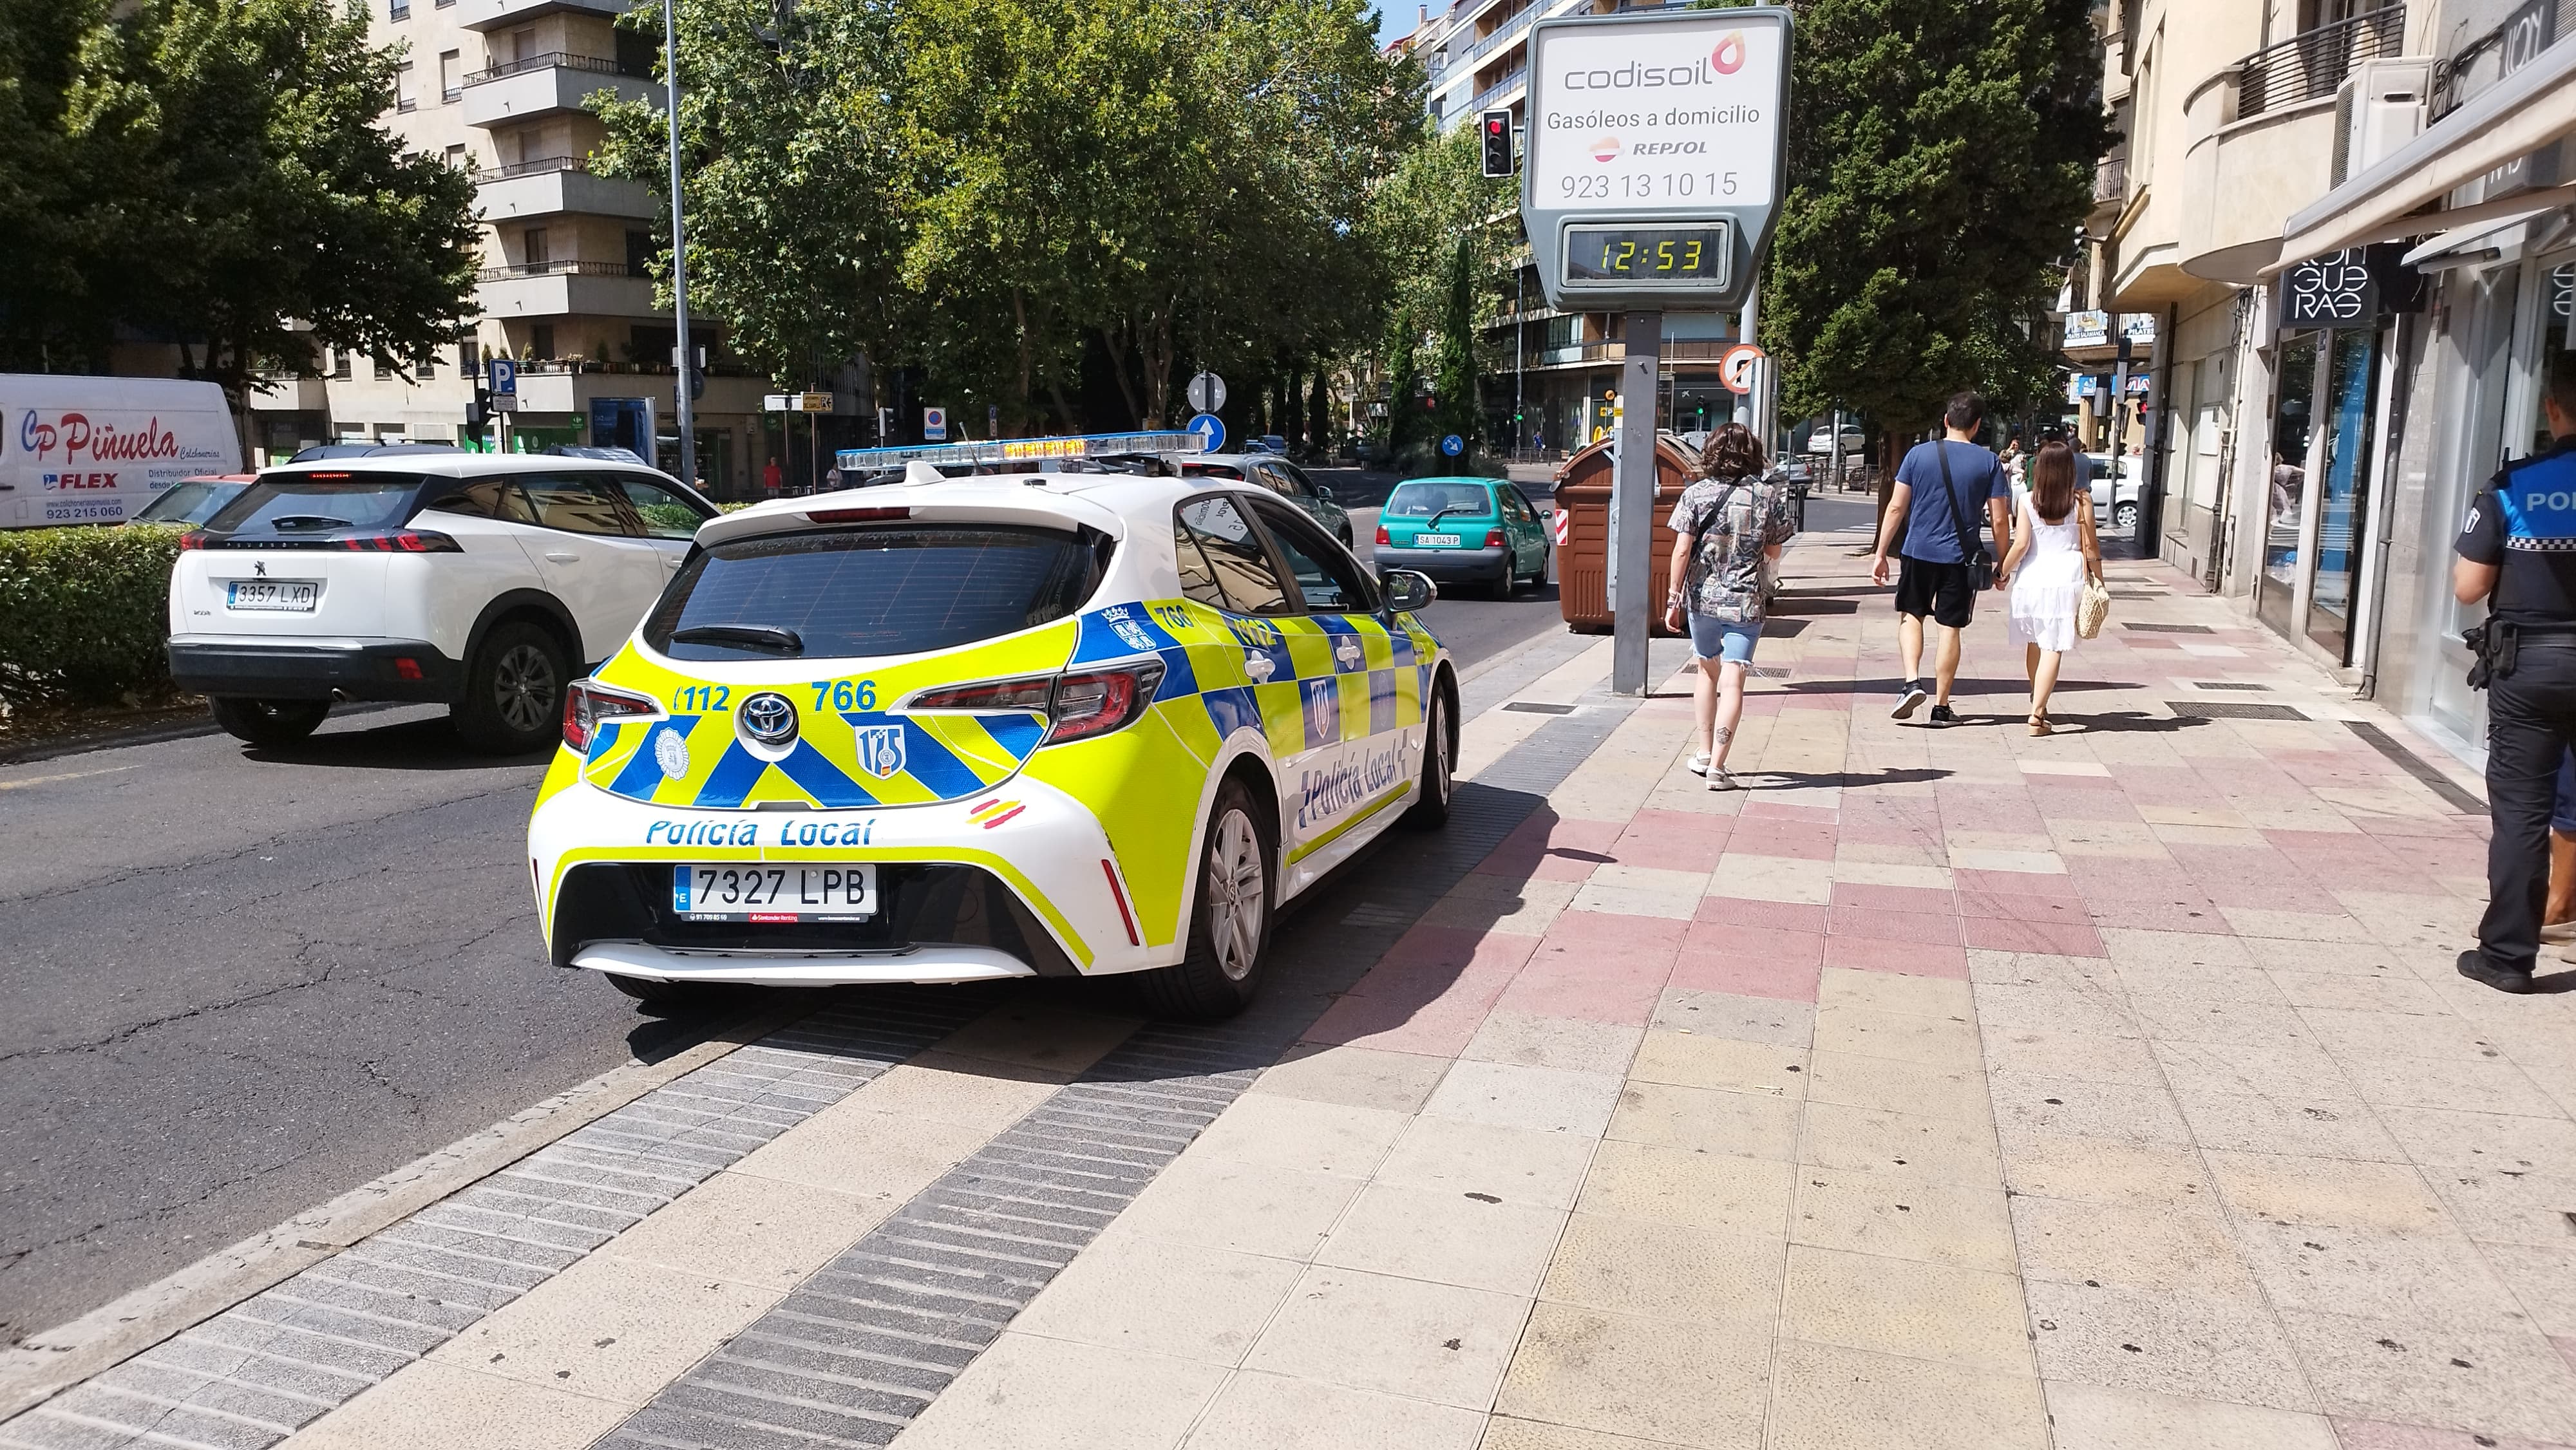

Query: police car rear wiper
[{"left": 672, "top": 624, "right": 804, "bottom": 656}]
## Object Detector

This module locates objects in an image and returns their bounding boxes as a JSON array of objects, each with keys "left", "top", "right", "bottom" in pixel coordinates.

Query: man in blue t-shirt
[{"left": 1868, "top": 392, "right": 2014, "bottom": 725}]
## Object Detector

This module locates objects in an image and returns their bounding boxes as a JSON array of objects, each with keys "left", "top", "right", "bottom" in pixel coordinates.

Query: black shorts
[{"left": 1895, "top": 556, "right": 1980, "bottom": 628}]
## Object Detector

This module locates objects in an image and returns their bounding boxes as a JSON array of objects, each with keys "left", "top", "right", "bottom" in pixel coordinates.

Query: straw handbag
[{"left": 2076, "top": 574, "right": 2112, "bottom": 640}]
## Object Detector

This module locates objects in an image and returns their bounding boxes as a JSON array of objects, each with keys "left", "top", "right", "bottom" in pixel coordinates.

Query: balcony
[
  {"left": 2174, "top": 6, "right": 2410, "bottom": 284},
  {"left": 461, "top": 52, "right": 658, "bottom": 127},
  {"left": 453, "top": 0, "right": 631, "bottom": 32},
  {"left": 473, "top": 155, "right": 656, "bottom": 221},
  {"left": 1466, "top": 65, "right": 1528, "bottom": 117},
  {"left": 475, "top": 260, "right": 658, "bottom": 319},
  {"left": 2238, "top": 4, "right": 2405, "bottom": 118}
]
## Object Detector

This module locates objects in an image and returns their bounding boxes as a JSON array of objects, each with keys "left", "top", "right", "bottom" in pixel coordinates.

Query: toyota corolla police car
[{"left": 527, "top": 430, "right": 1455, "bottom": 1019}]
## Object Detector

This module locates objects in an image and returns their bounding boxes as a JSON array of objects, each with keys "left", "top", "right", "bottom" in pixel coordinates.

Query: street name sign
[{"left": 1522, "top": 7, "right": 1790, "bottom": 313}]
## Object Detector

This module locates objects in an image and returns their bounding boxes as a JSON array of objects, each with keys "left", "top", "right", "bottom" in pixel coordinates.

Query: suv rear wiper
[
  {"left": 672, "top": 624, "right": 804, "bottom": 656},
  {"left": 267, "top": 514, "right": 354, "bottom": 531}
]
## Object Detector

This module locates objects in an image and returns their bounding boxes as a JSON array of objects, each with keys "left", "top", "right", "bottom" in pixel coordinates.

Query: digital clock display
[{"left": 1562, "top": 225, "right": 1731, "bottom": 287}]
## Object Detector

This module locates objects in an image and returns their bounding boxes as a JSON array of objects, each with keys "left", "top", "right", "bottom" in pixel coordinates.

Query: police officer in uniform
[{"left": 2454, "top": 350, "right": 2576, "bottom": 993}]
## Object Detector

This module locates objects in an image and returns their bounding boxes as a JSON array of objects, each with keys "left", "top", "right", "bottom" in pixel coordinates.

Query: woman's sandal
[{"left": 2029, "top": 713, "right": 2052, "bottom": 737}]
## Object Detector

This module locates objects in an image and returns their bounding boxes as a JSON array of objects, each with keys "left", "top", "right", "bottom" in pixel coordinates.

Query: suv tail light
[
  {"left": 341, "top": 530, "right": 460, "bottom": 552},
  {"left": 564, "top": 679, "right": 658, "bottom": 752},
  {"left": 1046, "top": 663, "right": 1165, "bottom": 744},
  {"left": 1483, "top": 527, "right": 1506, "bottom": 547},
  {"left": 1374, "top": 523, "right": 1390, "bottom": 545},
  {"left": 178, "top": 531, "right": 207, "bottom": 549}
]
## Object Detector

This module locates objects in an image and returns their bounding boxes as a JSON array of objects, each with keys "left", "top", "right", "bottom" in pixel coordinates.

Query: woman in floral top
[{"left": 1663, "top": 423, "right": 1797, "bottom": 791}]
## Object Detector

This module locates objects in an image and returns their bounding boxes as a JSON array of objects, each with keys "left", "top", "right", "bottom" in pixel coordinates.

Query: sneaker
[
  {"left": 1929, "top": 704, "right": 1957, "bottom": 727},
  {"left": 1891, "top": 681, "right": 1929, "bottom": 719},
  {"left": 2456, "top": 949, "right": 2535, "bottom": 994},
  {"left": 2543, "top": 920, "right": 2576, "bottom": 945},
  {"left": 1708, "top": 768, "right": 1739, "bottom": 792},
  {"left": 1687, "top": 753, "right": 1713, "bottom": 777}
]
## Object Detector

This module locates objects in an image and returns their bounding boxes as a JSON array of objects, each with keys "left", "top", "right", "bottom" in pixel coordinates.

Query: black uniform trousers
[{"left": 2478, "top": 639, "right": 2576, "bottom": 972}]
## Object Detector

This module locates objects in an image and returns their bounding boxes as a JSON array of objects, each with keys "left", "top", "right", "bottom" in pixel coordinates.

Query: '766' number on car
[{"left": 811, "top": 679, "right": 878, "bottom": 710}]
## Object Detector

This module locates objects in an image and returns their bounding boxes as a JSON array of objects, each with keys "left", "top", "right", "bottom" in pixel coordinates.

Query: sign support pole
[{"left": 1611, "top": 310, "right": 1662, "bottom": 697}]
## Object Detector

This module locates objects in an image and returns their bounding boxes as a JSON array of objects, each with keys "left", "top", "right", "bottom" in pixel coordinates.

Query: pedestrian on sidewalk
[
  {"left": 1868, "top": 393, "right": 2012, "bottom": 726},
  {"left": 2452, "top": 349, "right": 2576, "bottom": 993},
  {"left": 2000, "top": 440, "right": 2101, "bottom": 735},
  {"left": 1665, "top": 422, "right": 1794, "bottom": 791}
]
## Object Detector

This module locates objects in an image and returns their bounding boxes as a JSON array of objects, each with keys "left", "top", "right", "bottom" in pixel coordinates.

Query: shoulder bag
[{"left": 1935, "top": 443, "right": 1995, "bottom": 591}]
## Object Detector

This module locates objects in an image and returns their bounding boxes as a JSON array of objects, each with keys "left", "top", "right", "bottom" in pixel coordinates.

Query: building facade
[
  {"left": 249, "top": 0, "right": 782, "bottom": 494},
  {"left": 2096, "top": 0, "right": 2575, "bottom": 764}
]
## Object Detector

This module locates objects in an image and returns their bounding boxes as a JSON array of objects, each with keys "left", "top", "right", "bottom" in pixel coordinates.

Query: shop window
[
  {"left": 2259, "top": 335, "right": 2316, "bottom": 638},
  {"left": 2304, "top": 329, "right": 2378, "bottom": 662}
]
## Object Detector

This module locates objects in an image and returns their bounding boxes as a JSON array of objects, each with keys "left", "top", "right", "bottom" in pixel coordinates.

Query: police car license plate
[
  {"left": 1414, "top": 533, "right": 1461, "bottom": 547},
  {"left": 674, "top": 864, "right": 876, "bottom": 922},
  {"left": 226, "top": 580, "right": 318, "bottom": 611}
]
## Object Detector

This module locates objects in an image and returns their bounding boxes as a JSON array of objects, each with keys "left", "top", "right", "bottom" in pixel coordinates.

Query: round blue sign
[
  {"left": 1441, "top": 433, "right": 1464, "bottom": 457},
  {"left": 1188, "top": 412, "right": 1226, "bottom": 453}
]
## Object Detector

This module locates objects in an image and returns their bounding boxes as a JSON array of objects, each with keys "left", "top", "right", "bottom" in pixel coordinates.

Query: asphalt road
[{"left": 0, "top": 521, "right": 1569, "bottom": 1346}]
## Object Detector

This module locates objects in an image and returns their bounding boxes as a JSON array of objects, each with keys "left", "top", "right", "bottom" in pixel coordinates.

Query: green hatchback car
[{"left": 1372, "top": 476, "right": 1551, "bottom": 597}]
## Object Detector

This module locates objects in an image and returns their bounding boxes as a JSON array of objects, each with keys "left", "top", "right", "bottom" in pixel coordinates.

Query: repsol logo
[{"left": 1627, "top": 140, "right": 1707, "bottom": 157}]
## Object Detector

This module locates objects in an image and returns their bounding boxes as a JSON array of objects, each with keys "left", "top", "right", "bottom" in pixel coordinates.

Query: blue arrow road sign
[
  {"left": 1441, "top": 433, "right": 1463, "bottom": 457},
  {"left": 1188, "top": 413, "right": 1226, "bottom": 453}
]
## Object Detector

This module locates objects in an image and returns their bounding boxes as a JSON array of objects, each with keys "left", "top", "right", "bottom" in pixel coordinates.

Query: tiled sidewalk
[{"left": 888, "top": 532, "right": 2576, "bottom": 1449}]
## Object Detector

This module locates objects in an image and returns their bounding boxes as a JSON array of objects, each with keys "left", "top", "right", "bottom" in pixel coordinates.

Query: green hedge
[{"left": 0, "top": 525, "right": 187, "bottom": 710}]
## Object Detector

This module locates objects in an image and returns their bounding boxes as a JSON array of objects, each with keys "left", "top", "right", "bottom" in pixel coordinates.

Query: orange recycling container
[{"left": 1554, "top": 435, "right": 1700, "bottom": 636}]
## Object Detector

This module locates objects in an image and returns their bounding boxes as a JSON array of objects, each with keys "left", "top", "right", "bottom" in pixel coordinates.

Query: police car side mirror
[{"left": 1381, "top": 569, "right": 1435, "bottom": 613}]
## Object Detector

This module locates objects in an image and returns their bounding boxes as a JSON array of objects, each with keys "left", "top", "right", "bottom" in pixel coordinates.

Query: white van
[{"left": 1, "top": 375, "right": 242, "bottom": 527}]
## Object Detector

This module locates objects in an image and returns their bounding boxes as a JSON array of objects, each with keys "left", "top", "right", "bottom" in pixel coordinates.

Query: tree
[
  {"left": 1715, "top": 0, "right": 2105, "bottom": 438},
  {"left": 6, "top": 0, "right": 481, "bottom": 437},
  {"left": 0, "top": 0, "right": 117, "bottom": 373},
  {"left": 1361, "top": 122, "right": 1509, "bottom": 464}
]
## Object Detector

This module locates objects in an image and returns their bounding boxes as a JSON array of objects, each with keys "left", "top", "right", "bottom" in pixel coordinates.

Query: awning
[
  {"left": 2271, "top": 33, "right": 2576, "bottom": 268},
  {"left": 2398, "top": 189, "right": 2576, "bottom": 268}
]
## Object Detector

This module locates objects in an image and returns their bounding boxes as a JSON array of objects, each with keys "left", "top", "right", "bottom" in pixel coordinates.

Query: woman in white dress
[{"left": 2000, "top": 441, "right": 2099, "bottom": 736}]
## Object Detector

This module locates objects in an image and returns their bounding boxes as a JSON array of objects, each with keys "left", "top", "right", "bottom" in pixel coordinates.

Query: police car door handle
[{"left": 1244, "top": 654, "right": 1275, "bottom": 682}]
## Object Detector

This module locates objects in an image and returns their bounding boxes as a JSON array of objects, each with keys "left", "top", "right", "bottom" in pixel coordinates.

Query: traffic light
[{"left": 1480, "top": 109, "right": 1513, "bottom": 178}]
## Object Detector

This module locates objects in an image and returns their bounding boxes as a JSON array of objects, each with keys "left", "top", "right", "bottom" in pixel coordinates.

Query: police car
[{"left": 527, "top": 431, "right": 1455, "bottom": 1019}]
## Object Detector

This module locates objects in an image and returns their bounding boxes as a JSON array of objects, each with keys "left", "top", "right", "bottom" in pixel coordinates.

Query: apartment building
[
  {"left": 249, "top": 0, "right": 772, "bottom": 493},
  {"left": 1405, "top": 0, "right": 1741, "bottom": 455},
  {"left": 2093, "top": 0, "right": 2576, "bottom": 761}
]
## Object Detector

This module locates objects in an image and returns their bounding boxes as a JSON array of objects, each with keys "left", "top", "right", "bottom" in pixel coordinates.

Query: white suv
[{"left": 167, "top": 455, "right": 718, "bottom": 753}]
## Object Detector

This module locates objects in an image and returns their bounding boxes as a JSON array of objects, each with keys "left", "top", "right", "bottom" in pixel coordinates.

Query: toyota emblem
[{"left": 738, "top": 692, "right": 798, "bottom": 746}]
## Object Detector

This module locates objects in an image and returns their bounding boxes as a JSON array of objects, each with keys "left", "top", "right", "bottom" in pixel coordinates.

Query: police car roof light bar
[{"left": 835, "top": 429, "right": 1207, "bottom": 472}]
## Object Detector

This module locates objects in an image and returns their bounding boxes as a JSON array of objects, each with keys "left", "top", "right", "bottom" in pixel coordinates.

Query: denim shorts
[
  {"left": 2555, "top": 748, "right": 2576, "bottom": 835},
  {"left": 1687, "top": 614, "right": 1762, "bottom": 666}
]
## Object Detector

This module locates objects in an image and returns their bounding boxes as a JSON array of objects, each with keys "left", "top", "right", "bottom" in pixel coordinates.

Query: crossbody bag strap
[{"left": 1935, "top": 442, "right": 1984, "bottom": 564}]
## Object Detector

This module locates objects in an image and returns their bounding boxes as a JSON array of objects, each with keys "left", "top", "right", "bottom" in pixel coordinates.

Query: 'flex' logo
[
  {"left": 1591, "top": 136, "right": 1623, "bottom": 163},
  {"left": 1711, "top": 32, "right": 1746, "bottom": 75}
]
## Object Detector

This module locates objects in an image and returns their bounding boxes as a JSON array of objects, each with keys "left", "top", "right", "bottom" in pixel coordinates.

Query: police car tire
[
  {"left": 210, "top": 697, "right": 331, "bottom": 749},
  {"left": 1139, "top": 779, "right": 1274, "bottom": 1021},
  {"left": 1401, "top": 681, "right": 1455, "bottom": 829},
  {"left": 456, "top": 620, "right": 569, "bottom": 755}
]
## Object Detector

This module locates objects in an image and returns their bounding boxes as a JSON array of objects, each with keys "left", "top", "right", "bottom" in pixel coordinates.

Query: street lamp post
[{"left": 663, "top": 0, "right": 697, "bottom": 491}]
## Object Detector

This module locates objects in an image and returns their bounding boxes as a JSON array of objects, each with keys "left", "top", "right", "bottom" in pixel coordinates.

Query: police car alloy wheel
[
  {"left": 1401, "top": 683, "right": 1454, "bottom": 829},
  {"left": 1139, "top": 778, "right": 1274, "bottom": 1020}
]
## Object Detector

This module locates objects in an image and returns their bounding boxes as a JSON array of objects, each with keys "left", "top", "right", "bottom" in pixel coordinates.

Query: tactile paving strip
[{"left": 0, "top": 992, "right": 996, "bottom": 1450}]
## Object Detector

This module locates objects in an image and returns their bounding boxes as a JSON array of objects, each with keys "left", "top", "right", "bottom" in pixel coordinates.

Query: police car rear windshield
[{"left": 643, "top": 525, "right": 1111, "bottom": 662}]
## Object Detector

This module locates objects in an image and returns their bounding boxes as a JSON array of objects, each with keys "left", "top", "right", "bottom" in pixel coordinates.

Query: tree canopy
[
  {"left": 0, "top": 0, "right": 481, "bottom": 419},
  {"left": 1716, "top": 0, "right": 2105, "bottom": 436},
  {"left": 591, "top": 0, "right": 1422, "bottom": 432}
]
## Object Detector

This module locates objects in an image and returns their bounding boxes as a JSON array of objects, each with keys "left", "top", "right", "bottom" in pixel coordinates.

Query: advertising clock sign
[{"left": 1523, "top": 7, "right": 1791, "bottom": 312}]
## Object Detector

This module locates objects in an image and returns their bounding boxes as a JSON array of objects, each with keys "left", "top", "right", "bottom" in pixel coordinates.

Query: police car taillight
[
  {"left": 564, "top": 679, "right": 657, "bottom": 752},
  {"left": 1046, "top": 663, "right": 1166, "bottom": 744},
  {"left": 910, "top": 677, "right": 1054, "bottom": 713}
]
